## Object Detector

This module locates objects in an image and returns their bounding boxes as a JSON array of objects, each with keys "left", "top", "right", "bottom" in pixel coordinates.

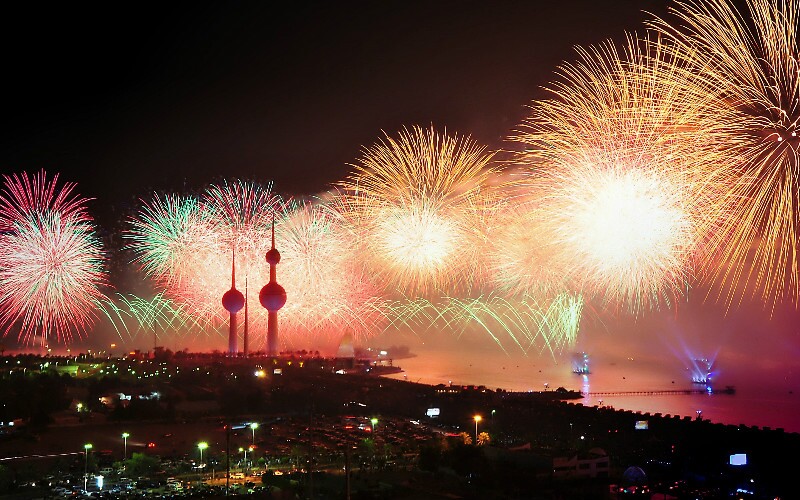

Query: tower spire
[{"left": 231, "top": 248, "right": 236, "bottom": 288}]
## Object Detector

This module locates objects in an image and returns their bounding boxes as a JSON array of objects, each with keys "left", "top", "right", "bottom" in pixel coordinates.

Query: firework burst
[
  {"left": 275, "top": 198, "right": 389, "bottom": 343},
  {"left": 125, "top": 193, "right": 212, "bottom": 287},
  {"left": 203, "top": 178, "right": 283, "bottom": 259},
  {"left": 512, "top": 35, "right": 727, "bottom": 311},
  {"left": 126, "top": 182, "right": 280, "bottom": 328},
  {"left": 484, "top": 190, "right": 569, "bottom": 298},
  {"left": 338, "top": 125, "right": 497, "bottom": 295},
  {"left": 126, "top": 181, "right": 391, "bottom": 350},
  {"left": 0, "top": 170, "right": 107, "bottom": 345},
  {"left": 651, "top": 0, "right": 800, "bottom": 310},
  {"left": 101, "top": 292, "right": 210, "bottom": 344}
]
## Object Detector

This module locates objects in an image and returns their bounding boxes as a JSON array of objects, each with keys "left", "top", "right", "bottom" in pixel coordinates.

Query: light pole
[
  {"left": 83, "top": 443, "right": 93, "bottom": 492},
  {"left": 239, "top": 447, "right": 247, "bottom": 472},
  {"left": 122, "top": 432, "right": 129, "bottom": 460},
  {"left": 250, "top": 422, "right": 259, "bottom": 446},
  {"left": 370, "top": 417, "right": 378, "bottom": 434},
  {"left": 473, "top": 415, "right": 482, "bottom": 444},
  {"left": 198, "top": 442, "right": 208, "bottom": 469}
]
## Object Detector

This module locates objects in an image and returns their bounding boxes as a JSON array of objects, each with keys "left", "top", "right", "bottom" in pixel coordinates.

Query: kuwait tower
[{"left": 260, "top": 216, "right": 287, "bottom": 357}]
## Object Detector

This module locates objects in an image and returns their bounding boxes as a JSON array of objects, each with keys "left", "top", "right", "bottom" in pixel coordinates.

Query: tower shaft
[
  {"left": 267, "top": 311, "right": 278, "bottom": 357},
  {"left": 228, "top": 312, "right": 238, "bottom": 354}
]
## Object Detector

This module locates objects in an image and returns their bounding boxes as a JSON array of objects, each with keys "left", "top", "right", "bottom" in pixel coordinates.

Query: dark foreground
[{"left": 0, "top": 352, "right": 796, "bottom": 499}]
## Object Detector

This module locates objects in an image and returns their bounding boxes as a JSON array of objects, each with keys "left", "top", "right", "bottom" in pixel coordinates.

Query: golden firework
[
  {"left": 651, "top": 0, "right": 800, "bottom": 311},
  {"left": 339, "top": 125, "right": 497, "bottom": 295}
]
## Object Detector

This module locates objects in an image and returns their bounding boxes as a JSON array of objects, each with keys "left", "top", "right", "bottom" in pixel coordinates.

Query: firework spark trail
[
  {"left": 651, "top": 0, "right": 800, "bottom": 311},
  {"left": 441, "top": 293, "right": 584, "bottom": 358},
  {"left": 101, "top": 292, "right": 211, "bottom": 344},
  {"left": 0, "top": 171, "right": 107, "bottom": 345},
  {"left": 511, "top": 35, "right": 727, "bottom": 312},
  {"left": 382, "top": 292, "right": 583, "bottom": 358},
  {"left": 338, "top": 125, "right": 497, "bottom": 295}
]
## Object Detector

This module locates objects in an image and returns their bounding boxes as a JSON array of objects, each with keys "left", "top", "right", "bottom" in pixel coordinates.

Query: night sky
[{"left": 1, "top": 0, "right": 671, "bottom": 229}]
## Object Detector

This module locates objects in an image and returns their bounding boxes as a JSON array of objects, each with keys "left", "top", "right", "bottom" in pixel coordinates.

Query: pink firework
[{"left": 0, "top": 170, "right": 108, "bottom": 345}]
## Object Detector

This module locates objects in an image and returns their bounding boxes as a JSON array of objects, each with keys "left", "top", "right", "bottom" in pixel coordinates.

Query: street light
[
  {"left": 473, "top": 415, "right": 482, "bottom": 444},
  {"left": 249, "top": 422, "right": 259, "bottom": 446},
  {"left": 198, "top": 442, "right": 208, "bottom": 468},
  {"left": 370, "top": 417, "right": 378, "bottom": 433},
  {"left": 83, "top": 443, "right": 93, "bottom": 492},
  {"left": 239, "top": 447, "right": 247, "bottom": 471},
  {"left": 122, "top": 432, "right": 130, "bottom": 460}
]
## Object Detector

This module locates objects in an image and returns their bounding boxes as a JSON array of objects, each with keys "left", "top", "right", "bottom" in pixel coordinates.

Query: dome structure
[
  {"left": 266, "top": 247, "right": 281, "bottom": 265},
  {"left": 336, "top": 332, "right": 355, "bottom": 358},
  {"left": 260, "top": 281, "right": 287, "bottom": 311},
  {"left": 622, "top": 466, "right": 647, "bottom": 485},
  {"left": 222, "top": 288, "right": 245, "bottom": 313}
]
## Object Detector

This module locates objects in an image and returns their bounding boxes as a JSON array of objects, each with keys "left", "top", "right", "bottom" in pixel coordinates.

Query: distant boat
[
  {"left": 572, "top": 352, "right": 591, "bottom": 375},
  {"left": 690, "top": 357, "right": 713, "bottom": 385}
]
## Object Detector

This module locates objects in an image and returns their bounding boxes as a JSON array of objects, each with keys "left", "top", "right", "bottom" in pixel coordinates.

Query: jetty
[{"left": 585, "top": 386, "right": 735, "bottom": 397}]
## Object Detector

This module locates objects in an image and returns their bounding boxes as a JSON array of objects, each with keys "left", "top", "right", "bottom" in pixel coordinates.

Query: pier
[{"left": 585, "top": 386, "right": 735, "bottom": 397}]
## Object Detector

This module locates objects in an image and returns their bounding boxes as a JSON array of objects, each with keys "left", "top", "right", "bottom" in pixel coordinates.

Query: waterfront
[
  {"left": 383, "top": 337, "right": 800, "bottom": 434},
  {"left": 2, "top": 350, "right": 798, "bottom": 498}
]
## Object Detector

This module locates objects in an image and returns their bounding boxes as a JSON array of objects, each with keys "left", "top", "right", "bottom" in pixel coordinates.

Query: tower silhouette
[
  {"left": 260, "top": 215, "right": 287, "bottom": 357},
  {"left": 221, "top": 250, "right": 245, "bottom": 354}
]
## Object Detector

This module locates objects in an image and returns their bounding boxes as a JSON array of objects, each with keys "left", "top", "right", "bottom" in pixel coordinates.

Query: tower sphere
[
  {"left": 259, "top": 282, "right": 287, "bottom": 311},
  {"left": 266, "top": 247, "right": 281, "bottom": 265},
  {"left": 222, "top": 288, "right": 245, "bottom": 313}
]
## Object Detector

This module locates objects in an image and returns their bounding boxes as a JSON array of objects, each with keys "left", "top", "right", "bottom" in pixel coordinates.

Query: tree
[
  {"left": 358, "top": 438, "right": 376, "bottom": 469},
  {"left": 417, "top": 444, "right": 441, "bottom": 472},
  {"left": 459, "top": 432, "right": 473, "bottom": 446},
  {"left": 0, "top": 464, "right": 11, "bottom": 494},
  {"left": 477, "top": 432, "right": 491, "bottom": 446},
  {"left": 289, "top": 445, "right": 305, "bottom": 468},
  {"left": 125, "top": 452, "right": 160, "bottom": 477}
]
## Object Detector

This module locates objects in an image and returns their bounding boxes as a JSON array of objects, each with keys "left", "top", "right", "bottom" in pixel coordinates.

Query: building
[{"left": 552, "top": 447, "right": 610, "bottom": 479}]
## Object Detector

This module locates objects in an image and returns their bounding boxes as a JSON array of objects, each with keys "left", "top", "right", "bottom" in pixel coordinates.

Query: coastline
[{"left": 382, "top": 351, "right": 800, "bottom": 434}]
